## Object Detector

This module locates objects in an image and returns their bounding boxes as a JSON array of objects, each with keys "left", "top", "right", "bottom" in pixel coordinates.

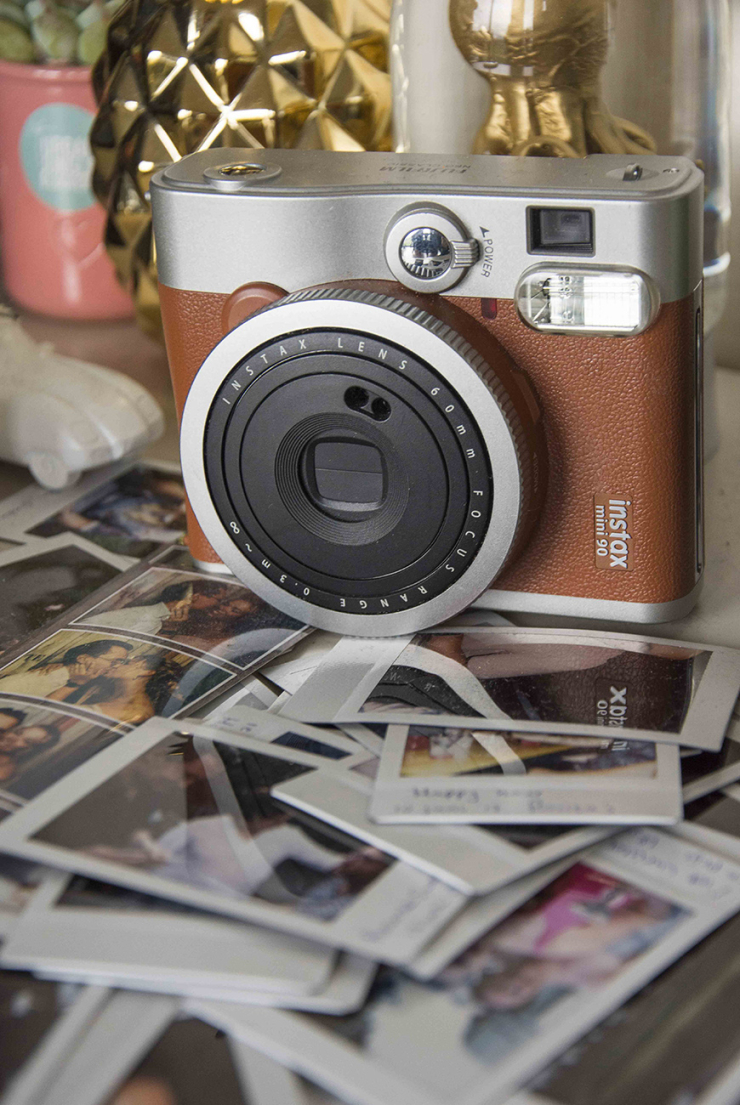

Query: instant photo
[
  {"left": 282, "top": 629, "right": 740, "bottom": 751},
  {"left": 36, "top": 993, "right": 308, "bottom": 1105},
  {"left": 0, "top": 460, "right": 187, "bottom": 558},
  {"left": 0, "top": 719, "right": 465, "bottom": 965},
  {"left": 0, "top": 870, "right": 336, "bottom": 999},
  {"left": 183, "top": 828, "right": 740, "bottom": 1105},
  {"left": 366, "top": 724, "right": 681, "bottom": 825},
  {"left": 0, "top": 976, "right": 108, "bottom": 1105},
  {"left": 684, "top": 786, "right": 740, "bottom": 842},
  {"left": 406, "top": 860, "right": 582, "bottom": 982},
  {"left": 279, "top": 791, "right": 607, "bottom": 904},
  {"left": 100, "top": 1016, "right": 252, "bottom": 1105},
  {"left": 681, "top": 720, "right": 740, "bottom": 801},
  {"left": 235, "top": 1046, "right": 309, "bottom": 1105},
  {"left": 0, "top": 853, "right": 45, "bottom": 932},
  {"left": 273, "top": 766, "right": 609, "bottom": 895},
  {"left": 0, "top": 974, "right": 74, "bottom": 1095},
  {"left": 0, "top": 697, "right": 121, "bottom": 804},
  {"left": 260, "top": 633, "right": 343, "bottom": 695},
  {"left": 207, "top": 705, "right": 374, "bottom": 766},
  {"left": 0, "top": 537, "right": 127, "bottom": 660},
  {"left": 509, "top": 902, "right": 740, "bottom": 1105},
  {"left": 73, "top": 546, "right": 308, "bottom": 674},
  {"left": 0, "top": 628, "right": 234, "bottom": 726},
  {"left": 31, "top": 991, "right": 178, "bottom": 1105},
  {"left": 206, "top": 678, "right": 280, "bottom": 716},
  {"left": 132, "top": 955, "right": 376, "bottom": 1014}
]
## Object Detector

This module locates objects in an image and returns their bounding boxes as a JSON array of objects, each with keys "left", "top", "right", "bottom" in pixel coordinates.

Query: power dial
[{"left": 384, "top": 205, "right": 480, "bottom": 293}]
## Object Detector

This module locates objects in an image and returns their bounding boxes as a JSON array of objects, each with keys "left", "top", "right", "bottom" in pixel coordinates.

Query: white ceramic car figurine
[{"left": 0, "top": 310, "right": 164, "bottom": 489}]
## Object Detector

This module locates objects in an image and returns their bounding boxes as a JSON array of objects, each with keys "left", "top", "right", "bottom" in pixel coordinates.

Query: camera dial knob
[
  {"left": 400, "top": 228, "right": 453, "bottom": 280},
  {"left": 385, "top": 206, "right": 480, "bottom": 293}
]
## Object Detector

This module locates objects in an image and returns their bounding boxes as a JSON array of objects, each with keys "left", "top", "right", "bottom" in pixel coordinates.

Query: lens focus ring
[{"left": 186, "top": 284, "right": 542, "bottom": 634}]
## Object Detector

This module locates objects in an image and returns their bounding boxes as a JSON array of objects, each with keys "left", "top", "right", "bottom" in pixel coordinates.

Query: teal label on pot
[{"left": 20, "top": 103, "right": 95, "bottom": 212}]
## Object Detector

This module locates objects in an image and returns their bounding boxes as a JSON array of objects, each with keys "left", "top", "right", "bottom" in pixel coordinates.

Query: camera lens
[
  {"left": 190, "top": 287, "right": 541, "bottom": 633},
  {"left": 212, "top": 356, "right": 459, "bottom": 580},
  {"left": 301, "top": 435, "right": 386, "bottom": 519}
]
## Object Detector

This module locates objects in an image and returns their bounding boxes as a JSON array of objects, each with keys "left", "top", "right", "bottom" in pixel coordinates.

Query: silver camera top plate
[{"left": 152, "top": 150, "right": 703, "bottom": 305}]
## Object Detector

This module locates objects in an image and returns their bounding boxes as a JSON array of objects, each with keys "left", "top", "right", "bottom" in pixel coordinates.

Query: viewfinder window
[{"left": 529, "top": 208, "right": 594, "bottom": 254}]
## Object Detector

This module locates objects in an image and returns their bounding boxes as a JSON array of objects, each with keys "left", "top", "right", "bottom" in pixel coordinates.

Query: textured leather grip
[
  {"left": 160, "top": 283, "right": 228, "bottom": 565},
  {"left": 451, "top": 293, "right": 701, "bottom": 605}
]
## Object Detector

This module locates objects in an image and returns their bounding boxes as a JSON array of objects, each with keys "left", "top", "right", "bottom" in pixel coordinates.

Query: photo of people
[
  {"left": 0, "top": 698, "right": 119, "bottom": 803},
  {"left": 32, "top": 732, "right": 391, "bottom": 922},
  {"left": 320, "top": 863, "right": 688, "bottom": 1102},
  {"left": 528, "top": 904, "right": 740, "bottom": 1105},
  {"left": 399, "top": 728, "right": 657, "bottom": 779},
  {"left": 75, "top": 565, "right": 305, "bottom": 671},
  {"left": 0, "top": 543, "right": 123, "bottom": 659},
  {"left": 103, "top": 1018, "right": 248, "bottom": 1105},
  {"left": 0, "top": 630, "right": 232, "bottom": 725},
  {"left": 28, "top": 465, "right": 187, "bottom": 558},
  {"left": 361, "top": 631, "right": 711, "bottom": 735}
]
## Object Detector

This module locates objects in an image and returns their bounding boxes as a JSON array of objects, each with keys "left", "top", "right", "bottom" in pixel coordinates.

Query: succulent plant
[
  {"left": 0, "top": 14, "right": 34, "bottom": 59},
  {"left": 29, "top": 1, "right": 79, "bottom": 61},
  {"left": 0, "top": 0, "right": 29, "bottom": 28},
  {"left": 0, "top": 0, "right": 123, "bottom": 66}
]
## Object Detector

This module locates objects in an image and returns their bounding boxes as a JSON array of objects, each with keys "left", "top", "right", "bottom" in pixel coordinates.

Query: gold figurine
[{"left": 449, "top": 0, "right": 655, "bottom": 156}]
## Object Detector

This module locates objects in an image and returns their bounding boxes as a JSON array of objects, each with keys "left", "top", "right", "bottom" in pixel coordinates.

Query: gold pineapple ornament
[
  {"left": 449, "top": 0, "right": 655, "bottom": 157},
  {"left": 91, "top": 0, "right": 391, "bottom": 336}
]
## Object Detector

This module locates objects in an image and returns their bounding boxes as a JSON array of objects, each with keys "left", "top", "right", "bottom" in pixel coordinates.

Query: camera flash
[{"left": 515, "top": 268, "right": 657, "bottom": 336}]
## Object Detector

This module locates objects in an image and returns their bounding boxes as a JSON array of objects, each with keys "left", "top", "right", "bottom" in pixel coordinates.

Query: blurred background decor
[
  {"left": 448, "top": 0, "right": 656, "bottom": 157},
  {"left": 393, "top": 0, "right": 731, "bottom": 456},
  {"left": 90, "top": 0, "right": 392, "bottom": 338},
  {"left": 0, "top": 0, "right": 134, "bottom": 319}
]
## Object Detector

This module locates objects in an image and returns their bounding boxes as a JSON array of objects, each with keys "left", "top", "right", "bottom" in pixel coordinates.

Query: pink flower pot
[{"left": 0, "top": 59, "right": 133, "bottom": 320}]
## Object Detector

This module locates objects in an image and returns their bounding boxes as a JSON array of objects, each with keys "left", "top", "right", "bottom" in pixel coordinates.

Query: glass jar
[{"left": 391, "top": 0, "right": 731, "bottom": 454}]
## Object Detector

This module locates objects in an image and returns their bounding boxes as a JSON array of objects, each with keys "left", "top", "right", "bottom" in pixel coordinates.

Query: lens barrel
[{"left": 183, "top": 287, "right": 540, "bottom": 634}]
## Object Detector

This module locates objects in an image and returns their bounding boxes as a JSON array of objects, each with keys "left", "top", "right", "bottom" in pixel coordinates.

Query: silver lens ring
[{"left": 181, "top": 289, "right": 525, "bottom": 636}]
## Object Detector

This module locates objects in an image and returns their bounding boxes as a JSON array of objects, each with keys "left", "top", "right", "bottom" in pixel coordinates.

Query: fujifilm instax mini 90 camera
[{"left": 151, "top": 149, "right": 704, "bottom": 636}]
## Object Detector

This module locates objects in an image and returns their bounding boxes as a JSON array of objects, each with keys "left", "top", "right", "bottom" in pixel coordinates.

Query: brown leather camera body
[{"left": 161, "top": 276, "right": 702, "bottom": 615}]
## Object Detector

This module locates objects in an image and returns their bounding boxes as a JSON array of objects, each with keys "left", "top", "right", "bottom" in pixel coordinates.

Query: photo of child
[
  {"left": 320, "top": 862, "right": 689, "bottom": 1101},
  {"left": 32, "top": 732, "right": 391, "bottom": 923},
  {"left": 0, "top": 698, "right": 118, "bottom": 802},
  {"left": 399, "top": 727, "right": 657, "bottom": 779},
  {"left": 0, "top": 630, "right": 231, "bottom": 725},
  {"left": 76, "top": 565, "right": 304, "bottom": 670},
  {"left": 28, "top": 466, "right": 187, "bottom": 558},
  {"left": 361, "top": 631, "right": 710, "bottom": 735}
]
